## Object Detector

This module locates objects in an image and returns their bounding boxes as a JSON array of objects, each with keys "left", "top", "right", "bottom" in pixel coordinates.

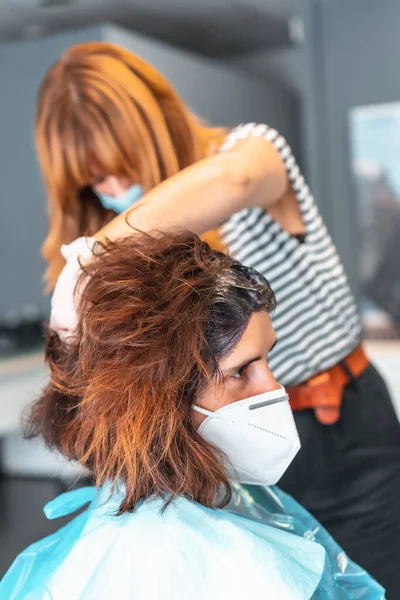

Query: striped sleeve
[{"left": 220, "top": 123, "right": 314, "bottom": 216}]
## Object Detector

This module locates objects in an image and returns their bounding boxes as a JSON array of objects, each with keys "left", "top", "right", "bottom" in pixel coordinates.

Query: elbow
[
  {"left": 217, "top": 156, "right": 252, "bottom": 199},
  {"left": 217, "top": 154, "right": 287, "bottom": 208}
]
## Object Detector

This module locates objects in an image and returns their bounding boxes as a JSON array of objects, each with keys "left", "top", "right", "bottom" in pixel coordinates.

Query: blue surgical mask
[{"left": 96, "top": 184, "right": 144, "bottom": 214}]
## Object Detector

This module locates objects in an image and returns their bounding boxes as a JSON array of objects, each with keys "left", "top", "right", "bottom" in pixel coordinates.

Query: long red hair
[{"left": 35, "top": 42, "right": 226, "bottom": 290}]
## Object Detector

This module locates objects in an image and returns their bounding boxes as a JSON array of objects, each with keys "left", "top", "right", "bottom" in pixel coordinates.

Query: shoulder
[
  {"left": 220, "top": 123, "right": 295, "bottom": 169},
  {"left": 220, "top": 123, "right": 297, "bottom": 180},
  {"left": 220, "top": 123, "right": 314, "bottom": 216},
  {"left": 220, "top": 123, "right": 283, "bottom": 151},
  {"left": 219, "top": 123, "right": 301, "bottom": 204}
]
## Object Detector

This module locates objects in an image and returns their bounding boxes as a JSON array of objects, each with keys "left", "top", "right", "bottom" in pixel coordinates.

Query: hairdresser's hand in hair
[{"left": 94, "top": 136, "right": 287, "bottom": 242}]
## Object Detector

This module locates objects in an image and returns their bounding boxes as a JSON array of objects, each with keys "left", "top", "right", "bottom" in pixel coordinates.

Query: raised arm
[
  {"left": 51, "top": 125, "right": 293, "bottom": 342},
  {"left": 95, "top": 126, "right": 288, "bottom": 242}
]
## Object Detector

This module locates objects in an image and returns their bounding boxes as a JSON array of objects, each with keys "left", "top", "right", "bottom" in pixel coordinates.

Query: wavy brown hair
[
  {"left": 26, "top": 232, "right": 275, "bottom": 513},
  {"left": 35, "top": 42, "right": 226, "bottom": 290}
]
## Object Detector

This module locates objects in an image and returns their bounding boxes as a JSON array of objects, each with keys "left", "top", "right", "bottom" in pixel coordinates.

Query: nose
[
  {"left": 108, "top": 177, "right": 130, "bottom": 198},
  {"left": 248, "top": 364, "right": 281, "bottom": 399},
  {"left": 262, "top": 365, "right": 281, "bottom": 393}
]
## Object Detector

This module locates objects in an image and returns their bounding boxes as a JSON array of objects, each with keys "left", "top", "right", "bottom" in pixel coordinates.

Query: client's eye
[{"left": 231, "top": 366, "right": 247, "bottom": 380}]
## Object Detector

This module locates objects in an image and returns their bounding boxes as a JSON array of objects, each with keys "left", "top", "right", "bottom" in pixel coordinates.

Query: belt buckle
[{"left": 308, "top": 371, "right": 341, "bottom": 426}]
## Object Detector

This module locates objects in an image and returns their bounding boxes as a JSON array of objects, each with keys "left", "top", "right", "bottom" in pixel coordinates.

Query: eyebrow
[
  {"left": 225, "top": 356, "right": 261, "bottom": 376},
  {"left": 224, "top": 338, "right": 278, "bottom": 376}
]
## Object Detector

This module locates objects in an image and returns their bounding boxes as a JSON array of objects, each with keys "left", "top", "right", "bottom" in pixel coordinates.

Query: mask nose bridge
[{"left": 248, "top": 394, "right": 289, "bottom": 410}]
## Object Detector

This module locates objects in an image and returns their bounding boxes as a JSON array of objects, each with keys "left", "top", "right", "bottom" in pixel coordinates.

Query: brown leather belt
[{"left": 287, "top": 344, "right": 369, "bottom": 425}]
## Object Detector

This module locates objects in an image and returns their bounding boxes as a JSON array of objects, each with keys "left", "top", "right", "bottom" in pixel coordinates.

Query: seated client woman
[{"left": 1, "top": 233, "right": 385, "bottom": 599}]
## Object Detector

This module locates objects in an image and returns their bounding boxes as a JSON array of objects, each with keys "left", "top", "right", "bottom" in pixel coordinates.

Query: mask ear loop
[{"left": 192, "top": 406, "right": 216, "bottom": 418}]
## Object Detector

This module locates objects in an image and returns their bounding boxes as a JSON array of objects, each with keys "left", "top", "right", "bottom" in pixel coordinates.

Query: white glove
[{"left": 49, "top": 237, "right": 96, "bottom": 343}]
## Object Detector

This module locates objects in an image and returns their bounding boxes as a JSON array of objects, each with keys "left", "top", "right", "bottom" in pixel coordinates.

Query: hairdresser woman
[{"left": 35, "top": 41, "right": 400, "bottom": 596}]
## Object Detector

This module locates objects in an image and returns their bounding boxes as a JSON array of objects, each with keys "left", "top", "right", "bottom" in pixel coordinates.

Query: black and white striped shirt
[{"left": 220, "top": 123, "right": 362, "bottom": 386}]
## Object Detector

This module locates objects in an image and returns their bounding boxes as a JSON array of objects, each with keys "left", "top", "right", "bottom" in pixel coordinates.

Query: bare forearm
[
  {"left": 94, "top": 136, "right": 287, "bottom": 243},
  {"left": 95, "top": 155, "right": 253, "bottom": 242}
]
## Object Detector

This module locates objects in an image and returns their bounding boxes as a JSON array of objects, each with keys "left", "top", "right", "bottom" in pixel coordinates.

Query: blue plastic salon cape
[
  {"left": 230, "top": 485, "right": 386, "bottom": 599},
  {"left": 0, "top": 484, "right": 385, "bottom": 600}
]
